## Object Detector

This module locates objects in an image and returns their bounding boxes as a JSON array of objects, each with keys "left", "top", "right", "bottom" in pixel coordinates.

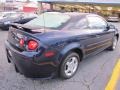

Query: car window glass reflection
[
  {"left": 68, "top": 18, "right": 88, "bottom": 30},
  {"left": 24, "top": 12, "right": 71, "bottom": 29},
  {"left": 87, "top": 16, "right": 107, "bottom": 30}
]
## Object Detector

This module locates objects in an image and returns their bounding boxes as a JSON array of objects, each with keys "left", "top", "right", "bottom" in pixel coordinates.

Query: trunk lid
[{"left": 7, "top": 23, "right": 43, "bottom": 51}]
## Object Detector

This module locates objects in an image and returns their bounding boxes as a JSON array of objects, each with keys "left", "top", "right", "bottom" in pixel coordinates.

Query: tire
[
  {"left": 7, "top": 56, "right": 11, "bottom": 63},
  {"left": 108, "top": 36, "right": 118, "bottom": 51},
  {"left": 14, "top": 65, "right": 19, "bottom": 73},
  {"left": 60, "top": 52, "right": 80, "bottom": 79},
  {"left": 1, "top": 26, "right": 9, "bottom": 31}
]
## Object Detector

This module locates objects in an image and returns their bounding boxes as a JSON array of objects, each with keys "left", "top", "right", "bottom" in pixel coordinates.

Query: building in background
[
  {"left": 36, "top": 0, "right": 120, "bottom": 18},
  {"left": 0, "top": 0, "right": 22, "bottom": 11},
  {"left": 0, "top": 0, "right": 39, "bottom": 12},
  {"left": 0, "top": 0, "right": 120, "bottom": 18},
  {"left": 23, "top": 2, "right": 38, "bottom": 12}
]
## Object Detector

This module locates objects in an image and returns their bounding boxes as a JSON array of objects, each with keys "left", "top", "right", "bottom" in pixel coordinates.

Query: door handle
[
  {"left": 89, "top": 34, "right": 101, "bottom": 38},
  {"left": 95, "top": 35, "right": 100, "bottom": 37},
  {"left": 95, "top": 35, "right": 100, "bottom": 38}
]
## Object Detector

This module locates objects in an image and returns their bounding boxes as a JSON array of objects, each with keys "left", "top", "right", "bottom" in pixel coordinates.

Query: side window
[
  {"left": 4, "top": 13, "right": 11, "bottom": 17},
  {"left": 75, "top": 18, "right": 88, "bottom": 29},
  {"left": 87, "top": 16, "right": 107, "bottom": 30},
  {"left": 69, "top": 18, "right": 88, "bottom": 30}
]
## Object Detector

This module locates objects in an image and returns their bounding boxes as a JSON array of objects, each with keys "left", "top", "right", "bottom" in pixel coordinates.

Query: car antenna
[
  {"left": 43, "top": 13, "right": 46, "bottom": 33},
  {"left": 41, "top": 3, "right": 46, "bottom": 33}
]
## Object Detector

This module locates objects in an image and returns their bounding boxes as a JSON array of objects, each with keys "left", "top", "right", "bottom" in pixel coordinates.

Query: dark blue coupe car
[{"left": 5, "top": 12, "right": 119, "bottom": 79}]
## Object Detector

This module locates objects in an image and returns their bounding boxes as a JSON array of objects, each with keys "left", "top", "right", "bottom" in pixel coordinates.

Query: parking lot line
[{"left": 105, "top": 59, "right": 120, "bottom": 90}]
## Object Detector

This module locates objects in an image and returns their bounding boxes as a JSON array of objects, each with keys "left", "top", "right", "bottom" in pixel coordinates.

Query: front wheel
[
  {"left": 108, "top": 37, "right": 118, "bottom": 51},
  {"left": 14, "top": 64, "right": 19, "bottom": 73},
  {"left": 60, "top": 52, "right": 80, "bottom": 79}
]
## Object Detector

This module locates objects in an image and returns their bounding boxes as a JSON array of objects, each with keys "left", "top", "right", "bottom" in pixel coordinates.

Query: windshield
[{"left": 24, "top": 12, "right": 71, "bottom": 30}]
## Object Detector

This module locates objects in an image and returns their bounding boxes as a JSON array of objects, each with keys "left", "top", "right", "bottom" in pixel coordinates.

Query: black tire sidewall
[{"left": 110, "top": 37, "right": 117, "bottom": 50}]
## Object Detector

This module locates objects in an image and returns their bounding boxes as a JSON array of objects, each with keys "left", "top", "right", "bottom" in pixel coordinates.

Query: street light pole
[{"left": 26, "top": 0, "right": 30, "bottom": 3}]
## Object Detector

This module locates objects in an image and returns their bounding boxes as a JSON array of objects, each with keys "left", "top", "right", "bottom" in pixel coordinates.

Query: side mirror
[
  {"left": 106, "top": 24, "right": 115, "bottom": 30},
  {"left": 109, "top": 24, "right": 115, "bottom": 29}
]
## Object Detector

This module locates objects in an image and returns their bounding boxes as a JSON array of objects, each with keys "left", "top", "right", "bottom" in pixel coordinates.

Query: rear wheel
[{"left": 60, "top": 52, "right": 80, "bottom": 79}]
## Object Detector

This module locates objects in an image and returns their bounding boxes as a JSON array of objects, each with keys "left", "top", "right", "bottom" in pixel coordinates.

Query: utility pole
[
  {"left": 26, "top": 0, "right": 30, "bottom": 3},
  {"left": 37, "top": 2, "right": 43, "bottom": 14}
]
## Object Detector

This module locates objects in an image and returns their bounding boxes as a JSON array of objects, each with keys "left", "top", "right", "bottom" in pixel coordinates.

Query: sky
[
  {"left": 1, "top": 0, "right": 120, "bottom": 4},
  {"left": 17, "top": 0, "right": 36, "bottom": 1},
  {"left": 0, "top": 0, "right": 38, "bottom": 2}
]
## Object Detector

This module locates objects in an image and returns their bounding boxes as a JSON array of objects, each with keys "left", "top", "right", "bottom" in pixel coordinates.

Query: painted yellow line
[{"left": 105, "top": 59, "right": 120, "bottom": 90}]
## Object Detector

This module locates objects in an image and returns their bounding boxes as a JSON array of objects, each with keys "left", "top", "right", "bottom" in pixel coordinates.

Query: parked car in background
[
  {"left": 15, "top": 13, "right": 38, "bottom": 24},
  {"left": 5, "top": 12, "right": 119, "bottom": 79},
  {"left": 0, "top": 12, "right": 38, "bottom": 30},
  {"left": 107, "top": 15, "right": 120, "bottom": 22}
]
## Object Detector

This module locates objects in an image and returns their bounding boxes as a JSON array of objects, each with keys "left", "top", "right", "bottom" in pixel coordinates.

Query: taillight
[
  {"left": 28, "top": 40, "right": 38, "bottom": 50},
  {"left": 19, "top": 38, "right": 24, "bottom": 47}
]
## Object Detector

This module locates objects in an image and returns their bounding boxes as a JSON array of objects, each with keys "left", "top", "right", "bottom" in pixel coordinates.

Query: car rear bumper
[{"left": 5, "top": 41, "right": 59, "bottom": 78}]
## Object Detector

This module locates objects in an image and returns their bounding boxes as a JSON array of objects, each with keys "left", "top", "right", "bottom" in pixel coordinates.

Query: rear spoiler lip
[
  {"left": 10, "top": 23, "right": 49, "bottom": 31},
  {"left": 10, "top": 23, "right": 58, "bottom": 33},
  {"left": 10, "top": 23, "right": 33, "bottom": 30},
  {"left": 10, "top": 23, "right": 46, "bottom": 33}
]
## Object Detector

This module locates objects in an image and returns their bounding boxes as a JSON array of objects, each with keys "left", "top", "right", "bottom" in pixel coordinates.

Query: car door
[
  {"left": 65, "top": 16, "right": 106, "bottom": 56},
  {"left": 85, "top": 16, "right": 114, "bottom": 55}
]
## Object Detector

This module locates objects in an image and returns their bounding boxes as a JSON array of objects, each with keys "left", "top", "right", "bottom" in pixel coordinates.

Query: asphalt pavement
[
  {"left": 117, "top": 78, "right": 120, "bottom": 90},
  {"left": 0, "top": 22, "right": 120, "bottom": 90}
]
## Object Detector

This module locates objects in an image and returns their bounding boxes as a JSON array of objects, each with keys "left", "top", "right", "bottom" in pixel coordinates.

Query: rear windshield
[{"left": 24, "top": 12, "right": 71, "bottom": 30}]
